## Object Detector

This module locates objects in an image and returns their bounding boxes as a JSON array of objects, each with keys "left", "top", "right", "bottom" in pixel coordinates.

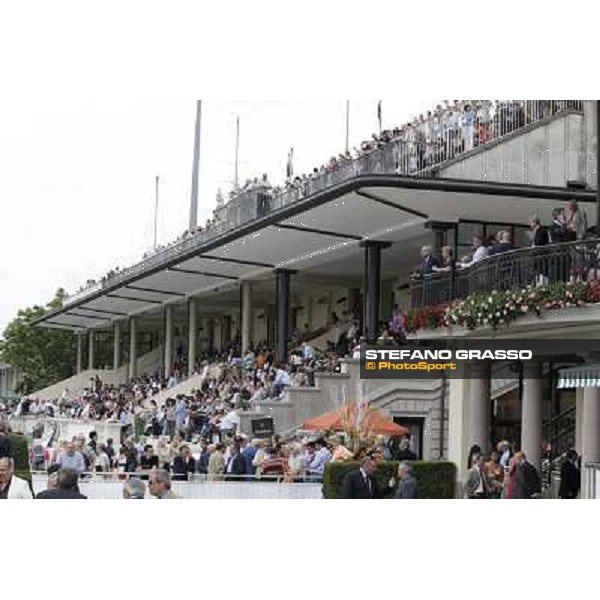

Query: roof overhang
[
  {"left": 558, "top": 364, "right": 600, "bottom": 388},
  {"left": 35, "top": 174, "right": 597, "bottom": 332}
]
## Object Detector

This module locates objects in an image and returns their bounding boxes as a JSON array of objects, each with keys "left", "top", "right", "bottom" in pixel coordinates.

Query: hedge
[
  {"left": 8, "top": 434, "right": 32, "bottom": 487},
  {"left": 322, "top": 461, "right": 457, "bottom": 499}
]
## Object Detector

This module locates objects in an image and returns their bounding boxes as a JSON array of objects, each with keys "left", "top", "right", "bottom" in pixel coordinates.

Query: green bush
[
  {"left": 8, "top": 434, "right": 32, "bottom": 487},
  {"left": 322, "top": 461, "right": 456, "bottom": 499}
]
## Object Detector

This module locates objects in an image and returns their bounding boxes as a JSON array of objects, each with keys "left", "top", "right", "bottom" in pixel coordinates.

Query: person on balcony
[
  {"left": 529, "top": 216, "right": 550, "bottom": 247},
  {"left": 564, "top": 200, "right": 588, "bottom": 241},
  {"left": 415, "top": 245, "right": 439, "bottom": 276},
  {"left": 460, "top": 236, "right": 489, "bottom": 267},
  {"left": 549, "top": 208, "right": 567, "bottom": 244},
  {"left": 432, "top": 246, "right": 456, "bottom": 272},
  {"left": 489, "top": 231, "right": 514, "bottom": 255}
]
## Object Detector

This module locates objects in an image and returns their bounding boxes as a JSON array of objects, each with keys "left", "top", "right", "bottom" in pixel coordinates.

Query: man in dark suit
[
  {"left": 342, "top": 456, "right": 379, "bottom": 499},
  {"left": 225, "top": 444, "right": 247, "bottom": 480},
  {"left": 172, "top": 445, "right": 196, "bottom": 481},
  {"left": 0, "top": 423, "right": 11, "bottom": 459},
  {"left": 559, "top": 449, "right": 581, "bottom": 499},
  {"left": 513, "top": 452, "right": 542, "bottom": 499},
  {"left": 36, "top": 468, "right": 87, "bottom": 499}
]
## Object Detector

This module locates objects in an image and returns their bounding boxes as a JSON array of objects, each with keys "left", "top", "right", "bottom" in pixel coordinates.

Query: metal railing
[
  {"left": 64, "top": 100, "right": 584, "bottom": 305},
  {"left": 410, "top": 238, "right": 600, "bottom": 310}
]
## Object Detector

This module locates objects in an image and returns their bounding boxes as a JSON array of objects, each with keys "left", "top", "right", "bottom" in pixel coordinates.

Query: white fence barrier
[{"left": 31, "top": 474, "right": 322, "bottom": 500}]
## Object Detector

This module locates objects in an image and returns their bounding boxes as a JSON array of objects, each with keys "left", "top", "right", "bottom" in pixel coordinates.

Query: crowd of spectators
[
  {"left": 65, "top": 100, "right": 583, "bottom": 303},
  {"left": 465, "top": 441, "right": 581, "bottom": 499}
]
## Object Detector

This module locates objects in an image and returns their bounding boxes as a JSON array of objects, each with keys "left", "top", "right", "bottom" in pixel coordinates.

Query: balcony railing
[
  {"left": 64, "top": 101, "right": 584, "bottom": 305},
  {"left": 409, "top": 239, "right": 600, "bottom": 310}
]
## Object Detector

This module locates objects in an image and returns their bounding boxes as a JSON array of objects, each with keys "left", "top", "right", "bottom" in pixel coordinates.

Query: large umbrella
[{"left": 302, "top": 405, "right": 409, "bottom": 437}]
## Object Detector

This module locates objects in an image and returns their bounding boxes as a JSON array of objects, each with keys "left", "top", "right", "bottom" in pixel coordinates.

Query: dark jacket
[
  {"left": 489, "top": 242, "right": 514, "bottom": 255},
  {"left": 36, "top": 489, "right": 87, "bottom": 499},
  {"left": 342, "top": 469, "right": 379, "bottom": 499},
  {"left": 513, "top": 461, "right": 542, "bottom": 499},
  {"left": 394, "top": 476, "right": 418, "bottom": 499},
  {"left": 0, "top": 435, "right": 10, "bottom": 459},
  {"left": 559, "top": 460, "right": 580, "bottom": 499},
  {"left": 549, "top": 221, "right": 566, "bottom": 244},
  {"left": 196, "top": 450, "right": 210, "bottom": 475},
  {"left": 226, "top": 453, "right": 247, "bottom": 478},
  {"left": 531, "top": 227, "right": 550, "bottom": 247},
  {"left": 172, "top": 456, "right": 196, "bottom": 481}
]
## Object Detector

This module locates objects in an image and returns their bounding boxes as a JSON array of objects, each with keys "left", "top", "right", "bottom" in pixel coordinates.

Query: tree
[{"left": 0, "top": 289, "right": 75, "bottom": 394}]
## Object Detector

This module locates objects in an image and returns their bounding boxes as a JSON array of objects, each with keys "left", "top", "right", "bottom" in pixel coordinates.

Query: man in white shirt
[
  {"left": 272, "top": 366, "right": 292, "bottom": 398},
  {"left": 460, "top": 236, "right": 489, "bottom": 267},
  {"left": 301, "top": 342, "right": 314, "bottom": 362}
]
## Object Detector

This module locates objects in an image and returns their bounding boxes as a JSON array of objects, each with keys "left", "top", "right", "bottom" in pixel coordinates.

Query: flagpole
[
  {"left": 234, "top": 116, "right": 240, "bottom": 188},
  {"left": 345, "top": 100, "right": 350, "bottom": 153},
  {"left": 154, "top": 175, "right": 159, "bottom": 250}
]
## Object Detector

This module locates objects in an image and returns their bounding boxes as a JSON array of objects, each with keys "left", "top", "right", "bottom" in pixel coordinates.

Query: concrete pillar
[
  {"left": 275, "top": 269, "right": 293, "bottom": 363},
  {"left": 113, "top": 321, "right": 121, "bottom": 371},
  {"left": 448, "top": 365, "right": 471, "bottom": 487},
  {"left": 188, "top": 298, "right": 197, "bottom": 377},
  {"left": 88, "top": 331, "right": 95, "bottom": 371},
  {"left": 164, "top": 305, "right": 173, "bottom": 377},
  {"left": 468, "top": 362, "right": 492, "bottom": 455},
  {"left": 304, "top": 293, "right": 313, "bottom": 333},
  {"left": 129, "top": 316, "right": 138, "bottom": 380},
  {"left": 582, "top": 387, "right": 600, "bottom": 465},
  {"left": 360, "top": 241, "right": 392, "bottom": 343},
  {"left": 521, "top": 362, "right": 544, "bottom": 470},
  {"left": 241, "top": 282, "right": 253, "bottom": 353},
  {"left": 575, "top": 388, "right": 584, "bottom": 455},
  {"left": 76, "top": 334, "right": 83, "bottom": 374}
]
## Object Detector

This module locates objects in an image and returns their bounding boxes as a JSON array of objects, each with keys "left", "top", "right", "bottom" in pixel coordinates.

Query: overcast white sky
[{"left": 0, "top": 98, "right": 438, "bottom": 335}]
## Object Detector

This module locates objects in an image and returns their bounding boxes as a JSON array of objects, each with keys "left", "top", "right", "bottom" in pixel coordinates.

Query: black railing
[
  {"left": 543, "top": 406, "right": 576, "bottom": 459},
  {"left": 64, "top": 101, "right": 585, "bottom": 305},
  {"left": 409, "top": 238, "right": 600, "bottom": 309}
]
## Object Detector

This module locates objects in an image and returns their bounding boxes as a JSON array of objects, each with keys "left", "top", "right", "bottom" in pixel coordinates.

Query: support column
[
  {"left": 129, "top": 316, "right": 138, "bottom": 380},
  {"left": 347, "top": 288, "right": 361, "bottom": 320},
  {"left": 360, "top": 241, "right": 392, "bottom": 343},
  {"left": 188, "top": 298, "right": 197, "bottom": 377},
  {"left": 241, "top": 282, "right": 253, "bottom": 353},
  {"left": 164, "top": 305, "right": 173, "bottom": 377},
  {"left": 88, "top": 331, "right": 95, "bottom": 371},
  {"left": 275, "top": 269, "right": 294, "bottom": 363},
  {"left": 468, "top": 362, "right": 492, "bottom": 455},
  {"left": 76, "top": 334, "right": 83, "bottom": 374},
  {"left": 113, "top": 321, "right": 121, "bottom": 372},
  {"left": 582, "top": 387, "right": 600, "bottom": 465},
  {"left": 304, "top": 293, "right": 313, "bottom": 333},
  {"left": 521, "top": 362, "right": 543, "bottom": 471}
]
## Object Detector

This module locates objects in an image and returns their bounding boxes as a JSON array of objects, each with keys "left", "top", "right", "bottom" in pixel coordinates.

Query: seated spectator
[
  {"left": 415, "top": 245, "right": 439, "bottom": 276},
  {"left": 460, "top": 236, "right": 489, "bottom": 266},
  {"left": 489, "top": 231, "right": 514, "bottom": 255},
  {"left": 432, "top": 246, "right": 456, "bottom": 272}
]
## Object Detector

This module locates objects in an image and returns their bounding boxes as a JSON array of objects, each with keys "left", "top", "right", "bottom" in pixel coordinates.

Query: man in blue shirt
[
  {"left": 307, "top": 439, "right": 332, "bottom": 479},
  {"left": 58, "top": 442, "right": 86, "bottom": 474}
]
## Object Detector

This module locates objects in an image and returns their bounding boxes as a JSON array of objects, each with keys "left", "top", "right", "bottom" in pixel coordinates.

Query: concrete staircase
[{"left": 30, "top": 346, "right": 166, "bottom": 401}]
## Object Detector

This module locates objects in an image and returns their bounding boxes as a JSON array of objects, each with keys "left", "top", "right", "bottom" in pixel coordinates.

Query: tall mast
[{"left": 189, "top": 100, "right": 202, "bottom": 231}]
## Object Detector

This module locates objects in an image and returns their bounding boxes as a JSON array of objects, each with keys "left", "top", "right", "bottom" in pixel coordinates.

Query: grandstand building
[{"left": 32, "top": 100, "right": 600, "bottom": 496}]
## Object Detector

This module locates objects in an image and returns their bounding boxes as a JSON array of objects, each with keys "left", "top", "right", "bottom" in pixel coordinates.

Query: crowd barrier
[{"left": 31, "top": 473, "right": 323, "bottom": 499}]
